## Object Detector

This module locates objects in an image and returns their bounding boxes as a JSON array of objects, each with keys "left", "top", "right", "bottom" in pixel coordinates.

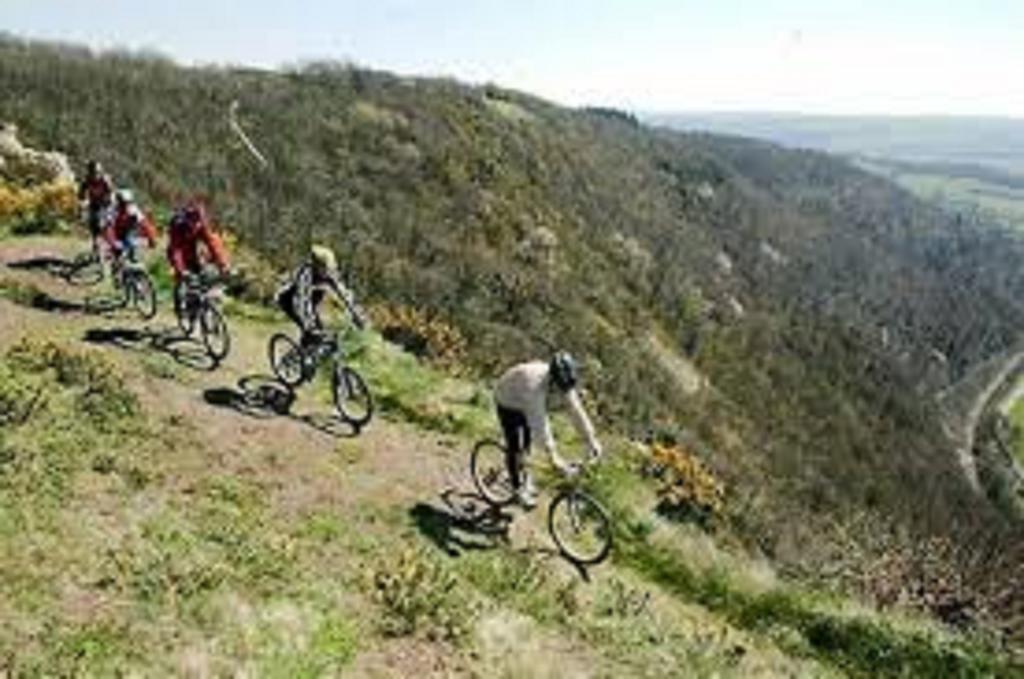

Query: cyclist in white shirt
[{"left": 493, "top": 351, "right": 603, "bottom": 508}]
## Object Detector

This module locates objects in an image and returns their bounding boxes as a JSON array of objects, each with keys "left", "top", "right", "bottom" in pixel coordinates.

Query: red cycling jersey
[
  {"left": 78, "top": 174, "right": 113, "bottom": 209},
  {"left": 104, "top": 204, "right": 158, "bottom": 249},
  {"left": 166, "top": 205, "right": 229, "bottom": 282}
]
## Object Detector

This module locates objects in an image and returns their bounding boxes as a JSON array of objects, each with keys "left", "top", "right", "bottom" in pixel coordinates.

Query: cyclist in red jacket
[
  {"left": 166, "top": 201, "right": 230, "bottom": 284},
  {"left": 104, "top": 189, "right": 157, "bottom": 264}
]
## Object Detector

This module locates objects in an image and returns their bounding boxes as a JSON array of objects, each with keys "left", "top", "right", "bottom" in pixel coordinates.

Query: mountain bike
[
  {"left": 174, "top": 271, "right": 230, "bottom": 361},
  {"left": 470, "top": 440, "right": 613, "bottom": 566},
  {"left": 267, "top": 328, "right": 373, "bottom": 428},
  {"left": 108, "top": 255, "right": 157, "bottom": 320}
]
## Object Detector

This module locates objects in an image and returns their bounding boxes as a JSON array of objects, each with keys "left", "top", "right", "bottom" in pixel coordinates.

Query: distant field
[
  {"left": 646, "top": 112, "right": 1024, "bottom": 231},
  {"left": 856, "top": 158, "right": 1024, "bottom": 231},
  {"left": 1012, "top": 400, "right": 1024, "bottom": 466},
  {"left": 648, "top": 112, "right": 1024, "bottom": 176}
]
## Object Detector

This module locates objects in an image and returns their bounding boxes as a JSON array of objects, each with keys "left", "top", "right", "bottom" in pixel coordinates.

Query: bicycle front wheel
[
  {"left": 200, "top": 304, "right": 231, "bottom": 362},
  {"left": 128, "top": 271, "right": 157, "bottom": 320},
  {"left": 269, "top": 333, "right": 305, "bottom": 387},
  {"left": 332, "top": 364, "right": 373, "bottom": 427},
  {"left": 470, "top": 439, "right": 516, "bottom": 507},
  {"left": 548, "top": 490, "right": 612, "bottom": 566},
  {"left": 174, "top": 284, "right": 196, "bottom": 336}
]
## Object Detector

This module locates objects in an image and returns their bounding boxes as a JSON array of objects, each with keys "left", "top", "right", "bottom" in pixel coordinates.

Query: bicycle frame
[
  {"left": 180, "top": 275, "right": 220, "bottom": 310},
  {"left": 469, "top": 439, "right": 611, "bottom": 565},
  {"left": 111, "top": 257, "right": 144, "bottom": 285},
  {"left": 302, "top": 333, "right": 343, "bottom": 376}
]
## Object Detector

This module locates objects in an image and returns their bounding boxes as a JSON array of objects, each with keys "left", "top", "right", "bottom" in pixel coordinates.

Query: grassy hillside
[
  {"left": 2, "top": 36, "right": 1024, "bottom": 648},
  {"left": 0, "top": 237, "right": 1018, "bottom": 675}
]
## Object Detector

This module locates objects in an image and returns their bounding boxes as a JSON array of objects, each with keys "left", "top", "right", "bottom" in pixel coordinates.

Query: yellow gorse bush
[
  {"left": 369, "top": 303, "right": 468, "bottom": 371},
  {"left": 651, "top": 442, "right": 726, "bottom": 518},
  {"left": 0, "top": 179, "right": 77, "bottom": 227}
]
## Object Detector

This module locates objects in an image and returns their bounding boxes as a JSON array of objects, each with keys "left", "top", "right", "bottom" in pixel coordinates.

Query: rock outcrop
[{"left": 0, "top": 122, "right": 74, "bottom": 185}]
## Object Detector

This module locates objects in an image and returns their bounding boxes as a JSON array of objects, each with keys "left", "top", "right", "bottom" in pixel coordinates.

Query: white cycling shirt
[{"left": 494, "top": 360, "right": 602, "bottom": 462}]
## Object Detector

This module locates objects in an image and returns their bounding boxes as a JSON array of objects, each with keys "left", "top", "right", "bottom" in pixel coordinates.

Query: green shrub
[
  {"left": 6, "top": 338, "right": 139, "bottom": 427},
  {"left": 0, "top": 361, "right": 44, "bottom": 426},
  {"left": 368, "top": 546, "right": 476, "bottom": 641}
]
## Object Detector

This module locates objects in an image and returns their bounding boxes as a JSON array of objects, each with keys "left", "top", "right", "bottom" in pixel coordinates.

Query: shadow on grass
[
  {"left": 1, "top": 278, "right": 148, "bottom": 319},
  {"left": 7, "top": 254, "right": 72, "bottom": 275},
  {"left": 7, "top": 253, "right": 103, "bottom": 286},
  {"left": 83, "top": 326, "right": 218, "bottom": 371},
  {"left": 413, "top": 487, "right": 597, "bottom": 578},
  {"left": 202, "top": 375, "right": 360, "bottom": 439},
  {"left": 410, "top": 489, "right": 512, "bottom": 557},
  {"left": 13, "top": 288, "right": 88, "bottom": 313}
]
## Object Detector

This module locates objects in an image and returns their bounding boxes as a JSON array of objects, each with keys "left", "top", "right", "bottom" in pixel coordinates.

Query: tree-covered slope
[{"left": 2, "top": 36, "right": 1022, "bottom": 634}]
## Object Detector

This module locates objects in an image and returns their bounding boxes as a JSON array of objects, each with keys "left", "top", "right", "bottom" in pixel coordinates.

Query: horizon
[
  {"left": 4, "top": 1, "right": 1024, "bottom": 118},
  {"left": 646, "top": 109, "right": 1024, "bottom": 122}
]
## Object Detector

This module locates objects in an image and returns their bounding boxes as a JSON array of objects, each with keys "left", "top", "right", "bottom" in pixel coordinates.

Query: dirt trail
[
  {"left": 0, "top": 236, "right": 644, "bottom": 569},
  {"left": 0, "top": 237, "right": 515, "bottom": 543}
]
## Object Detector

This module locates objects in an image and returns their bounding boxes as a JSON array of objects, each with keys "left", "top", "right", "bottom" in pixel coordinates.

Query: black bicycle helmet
[{"left": 549, "top": 351, "right": 579, "bottom": 392}]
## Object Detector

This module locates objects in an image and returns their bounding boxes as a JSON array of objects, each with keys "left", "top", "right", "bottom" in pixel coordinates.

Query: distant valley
[{"left": 649, "top": 112, "right": 1024, "bottom": 230}]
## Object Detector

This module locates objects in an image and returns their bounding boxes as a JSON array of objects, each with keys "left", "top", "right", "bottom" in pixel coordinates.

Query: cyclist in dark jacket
[
  {"left": 77, "top": 160, "right": 113, "bottom": 250},
  {"left": 276, "top": 244, "right": 366, "bottom": 346}
]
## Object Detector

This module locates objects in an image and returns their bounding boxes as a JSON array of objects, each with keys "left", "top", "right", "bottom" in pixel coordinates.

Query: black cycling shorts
[{"left": 497, "top": 405, "right": 530, "bottom": 488}]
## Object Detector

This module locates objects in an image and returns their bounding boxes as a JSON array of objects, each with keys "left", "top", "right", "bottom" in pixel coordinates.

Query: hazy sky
[{"left": 4, "top": 1, "right": 1024, "bottom": 116}]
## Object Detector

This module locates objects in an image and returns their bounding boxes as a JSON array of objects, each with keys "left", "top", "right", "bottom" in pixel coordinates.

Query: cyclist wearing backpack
[
  {"left": 276, "top": 245, "right": 366, "bottom": 347},
  {"left": 493, "top": 351, "right": 603, "bottom": 508}
]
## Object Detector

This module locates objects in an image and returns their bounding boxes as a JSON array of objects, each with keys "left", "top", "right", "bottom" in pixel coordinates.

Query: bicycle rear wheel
[
  {"left": 548, "top": 490, "right": 612, "bottom": 566},
  {"left": 269, "top": 333, "right": 305, "bottom": 388},
  {"left": 470, "top": 439, "right": 516, "bottom": 507},
  {"left": 332, "top": 364, "right": 373, "bottom": 427},
  {"left": 200, "top": 304, "right": 231, "bottom": 362},
  {"left": 128, "top": 271, "right": 157, "bottom": 320}
]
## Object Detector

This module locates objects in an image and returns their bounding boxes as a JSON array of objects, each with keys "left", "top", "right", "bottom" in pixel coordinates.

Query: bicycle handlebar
[
  {"left": 561, "top": 452, "right": 603, "bottom": 480},
  {"left": 183, "top": 269, "right": 227, "bottom": 289}
]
